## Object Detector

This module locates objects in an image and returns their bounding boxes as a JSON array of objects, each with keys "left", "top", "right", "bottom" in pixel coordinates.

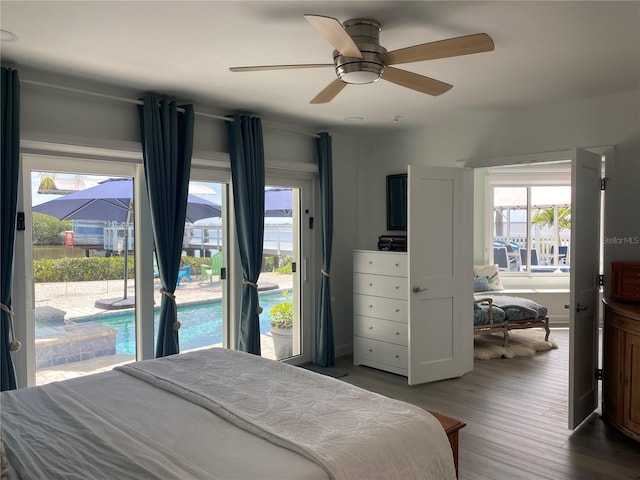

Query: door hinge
[
  {"left": 596, "top": 368, "right": 603, "bottom": 381},
  {"left": 600, "top": 177, "right": 608, "bottom": 190},
  {"left": 598, "top": 274, "right": 604, "bottom": 286}
]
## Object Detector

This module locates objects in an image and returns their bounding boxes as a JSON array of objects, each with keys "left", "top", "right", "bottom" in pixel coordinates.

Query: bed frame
[{"left": 473, "top": 297, "right": 550, "bottom": 347}]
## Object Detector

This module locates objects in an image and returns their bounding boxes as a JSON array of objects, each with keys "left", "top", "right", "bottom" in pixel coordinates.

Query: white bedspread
[
  {"left": 1, "top": 380, "right": 221, "bottom": 479},
  {"left": 116, "top": 348, "right": 456, "bottom": 480}
]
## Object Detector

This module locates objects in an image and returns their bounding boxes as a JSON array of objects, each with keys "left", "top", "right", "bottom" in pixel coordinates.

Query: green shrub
[
  {"left": 33, "top": 256, "right": 135, "bottom": 282},
  {"left": 33, "top": 255, "right": 209, "bottom": 283},
  {"left": 269, "top": 290, "right": 293, "bottom": 329},
  {"left": 32, "top": 213, "right": 72, "bottom": 245},
  {"left": 276, "top": 262, "right": 293, "bottom": 274}
]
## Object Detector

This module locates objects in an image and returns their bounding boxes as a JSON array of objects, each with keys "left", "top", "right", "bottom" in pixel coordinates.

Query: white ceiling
[{"left": 1, "top": 1, "right": 639, "bottom": 133}]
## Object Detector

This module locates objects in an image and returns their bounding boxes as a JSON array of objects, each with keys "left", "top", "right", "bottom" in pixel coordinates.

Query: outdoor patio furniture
[
  {"left": 550, "top": 245, "right": 569, "bottom": 264},
  {"left": 520, "top": 248, "right": 540, "bottom": 268},
  {"left": 201, "top": 252, "right": 223, "bottom": 283},
  {"left": 178, "top": 265, "right": 192, "bottom": 286}
]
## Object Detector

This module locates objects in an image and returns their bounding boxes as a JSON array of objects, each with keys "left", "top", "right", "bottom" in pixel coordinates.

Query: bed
[
  {"left": 0, "top": 348, "right": 458, "bottom": 480},
  {"left": 473, "top": 265, "right": 550, "bottom": 347}
]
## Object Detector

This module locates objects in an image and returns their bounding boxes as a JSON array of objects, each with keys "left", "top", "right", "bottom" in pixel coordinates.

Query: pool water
[{"left": 41, "top": 290, "right": 291, "bottom": 355}]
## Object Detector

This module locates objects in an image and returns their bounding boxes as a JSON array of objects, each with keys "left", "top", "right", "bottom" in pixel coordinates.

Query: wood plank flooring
[{"left": 335, "top": 329, "right": 640, "bottom": 479}]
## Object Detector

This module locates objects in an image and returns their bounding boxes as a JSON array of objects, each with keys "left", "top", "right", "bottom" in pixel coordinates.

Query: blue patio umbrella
[
  {"left": 265, "top": 187, "right": 292, "bottom": 217},
  {"left": 33, "top": 177, "right": 221, "bottom": 309},
  {"left": 33, "top": 177, "right": 221, "bottom": 223}
]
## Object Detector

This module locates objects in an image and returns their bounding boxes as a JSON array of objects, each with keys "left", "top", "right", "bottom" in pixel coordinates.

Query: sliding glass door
[
  {"left": 22, "top": 156, "right": 139, "bottom": 385},
  {"left": 260, "top": 178, "right": 311, "bottom": 363}
]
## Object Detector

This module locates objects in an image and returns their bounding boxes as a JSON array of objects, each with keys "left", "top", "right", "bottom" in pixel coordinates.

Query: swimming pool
[{"left": 38, "top": 290, "right": 291, "bottom": 355}]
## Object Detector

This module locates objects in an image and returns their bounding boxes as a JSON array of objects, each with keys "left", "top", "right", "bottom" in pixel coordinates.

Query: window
[{"left": 488, "top": 163, "right": 571, "bottom": 275}]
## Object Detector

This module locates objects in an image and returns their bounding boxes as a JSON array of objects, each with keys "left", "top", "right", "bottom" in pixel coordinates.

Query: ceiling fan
[{"left": 229, "top": 14, "right": 495, "bottom": 104}]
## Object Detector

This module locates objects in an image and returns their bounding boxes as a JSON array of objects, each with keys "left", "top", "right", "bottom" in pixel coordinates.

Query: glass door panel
[
  {"left": 31, "top": 169, "right": 137, "bottom": 385},
  {"left": 161, "top": 180, "right": 228, "bottom": 353},
  {"left": 261, "top": 185, "right": 301, "bottom": 360}
]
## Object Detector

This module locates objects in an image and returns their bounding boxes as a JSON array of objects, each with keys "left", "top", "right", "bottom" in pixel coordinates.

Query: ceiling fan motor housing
[{"left": 334, "top": 18, "right": 386, "bottom": 84}]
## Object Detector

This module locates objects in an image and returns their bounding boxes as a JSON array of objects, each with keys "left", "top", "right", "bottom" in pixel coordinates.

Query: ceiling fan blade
[
  {"left": 304, "top": 14, "right": 363, "bottom": 59},
  {"left": 381, "top": 33, "right": 494, "bottom": 65},
  {"left": 310, "top": 79, "right": 348, "bottom": 104},
  {"left": 229, "top": 64, "right": 333, "bottom": 72},
  {"left": 382, "top": 67, "right": 453, "bottom": 96}
]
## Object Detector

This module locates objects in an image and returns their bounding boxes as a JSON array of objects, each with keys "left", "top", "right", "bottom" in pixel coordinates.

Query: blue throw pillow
[{"left": 473, "top": 276, "right": 491, "bottom": 292}]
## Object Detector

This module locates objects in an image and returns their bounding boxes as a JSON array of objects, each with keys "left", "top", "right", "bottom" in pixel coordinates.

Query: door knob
[
  {"left": 412, "top": 286, "right": 428, "bottom": 293},
  {"left": 565, "top": 303, "right": 589, "bottom": 312}
]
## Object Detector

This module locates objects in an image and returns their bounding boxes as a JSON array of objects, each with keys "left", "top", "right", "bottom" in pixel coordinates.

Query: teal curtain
[
  {"left": 1, "top": 67, "right": 20, "bottom": 391},
  {"left": 138, "top": 96, "right": 194, "bottom": 357},
  {"left": 227, "top": 114, "right": 265, "bottom": 355},
  {"left": 315, "top": 132, "right": 335, "bottom": 367}
]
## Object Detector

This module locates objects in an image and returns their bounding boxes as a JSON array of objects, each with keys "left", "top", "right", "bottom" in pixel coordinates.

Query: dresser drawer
[
  {"left": 353, "top": 250, "right": 407, "bottom": 277},
  {"left": 354, "top": 336, "right": 408, "bottom": 369},
  {"left": 354, "top": 316, "right": 408, "bottom": 346},
  {"left": 354, "top": 294, "right": 408, "bottom": 323},
  {"left": 354, "top": 273, "right": 408, "bottom": 300}
]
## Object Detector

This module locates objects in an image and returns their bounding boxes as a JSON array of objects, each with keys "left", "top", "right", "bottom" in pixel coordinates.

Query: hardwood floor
[{"left": 335, "top": 329, "right": 640, "bottom": 480}]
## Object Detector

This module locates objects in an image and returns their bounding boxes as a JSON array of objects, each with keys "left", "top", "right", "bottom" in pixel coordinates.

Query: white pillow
[{"left": 473, "top": 264, "right": 504, "bottom": 291}]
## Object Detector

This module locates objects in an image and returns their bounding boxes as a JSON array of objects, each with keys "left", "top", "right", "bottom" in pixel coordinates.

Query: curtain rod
[
  {"left": 23, "top": 79, "right": 323, "bottom": 138},
  {"left": 22, "top": 79, "right": 233, "bottom": 122}
]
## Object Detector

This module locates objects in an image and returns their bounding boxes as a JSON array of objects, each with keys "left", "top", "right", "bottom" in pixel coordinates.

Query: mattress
[{"left": 1, "top": 348, "right": 456, "bottom": 480}]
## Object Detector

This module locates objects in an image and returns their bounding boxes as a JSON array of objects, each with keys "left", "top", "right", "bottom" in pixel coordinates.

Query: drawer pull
[
  {"left": 395, "top": 308, "right": 400, "bottom": 312},
  {"left": 369, "top": 305, "right": 373, "bottom": 308},
  {"left": 394, "top": 354, "right": 400, "bottom": 358},
  {"left": 368, "top": 348, "right": 373, "bottom": 352},
  {"left": 395, "top": 285, "right": 400, "bottom": 290},
  {"left": 369, "top": 326, "right": 374, "bottom": 330},
  {"left": 369, "top": 283, "right": 373, "bottom": 287},
  {"left": 368, "top": 261, "right": 373, "bottom": 265},
  {"left": 395, "top": 263, "right": 399, "bottom": 267},
  {"left": 412, "top": 286, "right": 428, "bottom": 293},
  {"left": 394, "top": 331, "right": 400, "bottom": 335}
]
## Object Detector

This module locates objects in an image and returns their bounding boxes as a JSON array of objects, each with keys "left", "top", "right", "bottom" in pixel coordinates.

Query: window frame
[{"left": 485, "top": 162, "right": 572, "bottom": 278}]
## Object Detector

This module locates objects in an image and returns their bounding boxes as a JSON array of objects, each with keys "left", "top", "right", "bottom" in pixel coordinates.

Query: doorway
[{"left": 467, "top": 147, "right": 609, "bottom": 429}]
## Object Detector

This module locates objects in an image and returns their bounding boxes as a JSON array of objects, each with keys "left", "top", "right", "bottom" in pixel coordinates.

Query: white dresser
[{"left": 353, "top": 249, "right": 409, "bottom": 376}]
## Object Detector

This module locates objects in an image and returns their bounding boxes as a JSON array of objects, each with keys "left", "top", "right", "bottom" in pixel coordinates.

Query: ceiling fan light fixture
[{"left": 337, "top": 62, "right": 384, "bottom": 84}]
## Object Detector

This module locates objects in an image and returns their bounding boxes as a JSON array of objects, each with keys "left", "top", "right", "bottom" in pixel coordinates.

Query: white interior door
[
  {"left": 407, "top": 165, "right": 474, "bottom": 385},
  {"left": 569, "top": 148, "right": 602, "bottom": 428}
]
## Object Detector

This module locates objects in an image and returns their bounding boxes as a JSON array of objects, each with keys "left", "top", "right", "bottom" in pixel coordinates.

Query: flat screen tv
[{"left": 386, "top": 173, "right": 407, "bottom": 231}]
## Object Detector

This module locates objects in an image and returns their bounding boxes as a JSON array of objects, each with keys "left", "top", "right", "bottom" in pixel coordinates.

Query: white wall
[
  {"left": 336, "top": 89, "right": 640, "bottom": 347},
  {"left": 15, "top": 68, "right": 640, "bottom": 360},
  {"left": 352, "top": 89, "right": 640, "bottom": 265}
]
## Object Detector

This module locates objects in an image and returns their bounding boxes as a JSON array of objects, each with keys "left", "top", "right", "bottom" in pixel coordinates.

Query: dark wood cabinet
[
  {"left": 602, "top": 299, "right": 640, "bottom": 442},
  {"left": 611, "top": 261, "right": 640, "bottom": 302}
]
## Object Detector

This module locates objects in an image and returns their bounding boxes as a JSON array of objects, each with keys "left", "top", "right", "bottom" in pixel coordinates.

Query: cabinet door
[
  {"left": 602, "top": 321, "right": 624, "bottom": 425},
  {"left": 625, "top": 333, "right": 640, "bottom": 434}
]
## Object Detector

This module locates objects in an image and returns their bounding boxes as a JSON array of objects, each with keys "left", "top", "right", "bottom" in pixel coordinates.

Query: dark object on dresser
[
  {"left": 378, "top": 235, "right": 407, "bottom": 252},
  {"left": 611, "top": 261, "right": 640, "bottom": 302}
]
